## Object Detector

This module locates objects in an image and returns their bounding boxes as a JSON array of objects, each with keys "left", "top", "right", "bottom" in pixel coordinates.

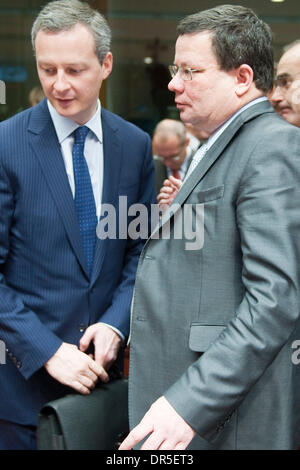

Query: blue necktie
[{"left": 72, "top": 126, "right": 97, "bottom": 276}]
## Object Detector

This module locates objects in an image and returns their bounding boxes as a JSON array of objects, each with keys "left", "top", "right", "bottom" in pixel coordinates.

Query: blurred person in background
[
  {"left": 270, "top": 40, "right": 300, "bottom": 128},
  {"left": 152, "top": 119, "right": 192, "bottom": 194}
]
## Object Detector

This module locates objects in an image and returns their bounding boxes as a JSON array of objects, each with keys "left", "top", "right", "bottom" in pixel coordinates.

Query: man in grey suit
[{"left": 120, "top": 5, "right": 300, "bottom": 450}]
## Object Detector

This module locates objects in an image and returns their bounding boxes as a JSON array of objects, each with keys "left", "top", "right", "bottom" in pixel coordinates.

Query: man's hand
[
  {"left": 79, "top": 323, "right": 122, "bottom": 371},
  {"left": 119, "top": 396, "right": 196, "bottom": 450},
  {"left": 157, "top": 176, "right": 182, "bottom": 211},
  {"left": 44, "top": 342, "right": 109, "bottom": 394}
]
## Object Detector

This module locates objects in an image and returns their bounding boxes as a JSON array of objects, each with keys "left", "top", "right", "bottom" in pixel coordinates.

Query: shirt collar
[
  {"left": 181, "top": 146, "right": 192, "bottom": 172},
  {"left": 207, "top": 96, "right": 268, "bottom": 151},
  {"left": 47, "top": 99, "right": 103, "bottom": 144}
]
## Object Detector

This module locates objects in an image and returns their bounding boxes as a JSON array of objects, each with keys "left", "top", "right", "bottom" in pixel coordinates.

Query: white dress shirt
[{"left": 47, "top": 99, "right": 103, "bottom": 220}]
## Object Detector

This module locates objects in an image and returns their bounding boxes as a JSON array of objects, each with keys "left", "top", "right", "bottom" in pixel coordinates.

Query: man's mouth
[
  {"left": 54, "top": 97, "right": 74, "bottom": 105},
  {"left": 276, "top": 105, "right": 291, "bottom": 114},
  {"left": 175, "top": 102, "right": 188, "bottom": 109}
]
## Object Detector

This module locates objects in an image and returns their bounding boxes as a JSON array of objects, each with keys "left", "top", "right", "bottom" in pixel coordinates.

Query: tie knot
[{"left": 73, "top": 126, "right": 89, "bottom": 145}]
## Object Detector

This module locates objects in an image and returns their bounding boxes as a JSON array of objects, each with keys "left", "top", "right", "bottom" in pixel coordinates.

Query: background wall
[{"left": 0, "top": 0, "right": 298, "bottom": 132}]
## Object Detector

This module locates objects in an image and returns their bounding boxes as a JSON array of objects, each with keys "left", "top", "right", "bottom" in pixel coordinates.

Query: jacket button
[{"left": 78, "top": 324, "right": 86, "bottom": 333}]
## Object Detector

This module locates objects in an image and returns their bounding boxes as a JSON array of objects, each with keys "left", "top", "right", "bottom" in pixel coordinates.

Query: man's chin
[
  {"left": 52, "top": 102, "right": 81, "bottom": 121},
  {"left": 280, "top": 109, "right": 300, "bottom": 127},
  {"left": 288, "top": 116, "right": 300, "bottom": 128}
]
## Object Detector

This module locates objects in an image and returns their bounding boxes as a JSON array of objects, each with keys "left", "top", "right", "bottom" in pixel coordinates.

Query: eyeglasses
[
  {"left": 156, "top": 154, "right": 181, "bottom": 162},
  {"left": 168, "top": 65, "right": 202, "bottom": 81}
]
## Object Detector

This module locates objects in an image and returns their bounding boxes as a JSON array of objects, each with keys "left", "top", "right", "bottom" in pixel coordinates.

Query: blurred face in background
[
  {"left": 153, "top": 134, "right": 189, "bottom": 171},
  {"left": 271, "top": 45, "right": 300, "bottom": 128}
]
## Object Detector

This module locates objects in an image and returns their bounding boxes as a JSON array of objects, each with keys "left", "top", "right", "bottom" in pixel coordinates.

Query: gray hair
[
  {"left": 153, "top": 119, "right": 187, "bottom": 145},
  {"left": 31, "top": 0, "right": 111, "bottom": 64}
]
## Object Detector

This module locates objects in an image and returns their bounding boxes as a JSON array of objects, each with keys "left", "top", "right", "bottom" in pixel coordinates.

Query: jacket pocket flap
[
  {"left": 189, "top": 324, "right": 226, "bottom": 352},
  {"left": 197, "top": 185, "right": 224, "bottom": 203}
]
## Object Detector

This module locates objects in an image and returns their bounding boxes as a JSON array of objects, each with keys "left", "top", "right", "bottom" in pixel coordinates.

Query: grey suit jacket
[{"left": 129, "top": 101, "right": 300, "bottom": 450}]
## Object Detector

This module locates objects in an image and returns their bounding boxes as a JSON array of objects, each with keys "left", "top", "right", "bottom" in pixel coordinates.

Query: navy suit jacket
[{"left": 0, "top": 99, "right": 155, "bottom": 426}]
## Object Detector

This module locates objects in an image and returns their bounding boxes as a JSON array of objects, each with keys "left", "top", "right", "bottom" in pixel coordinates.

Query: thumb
[{"left": 79, "top": 325, "right": 95, "bottom": 352}]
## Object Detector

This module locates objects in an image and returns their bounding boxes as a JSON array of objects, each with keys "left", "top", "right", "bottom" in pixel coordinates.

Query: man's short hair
[
  {"left": 153, "top": 119, "right": 187, "bottom": 146},
  {"left": 31, "top": 0, "right": 111, "bottom": 64},
  {"left": 177, "top": 4, "right": 274, "bottom": 93}
]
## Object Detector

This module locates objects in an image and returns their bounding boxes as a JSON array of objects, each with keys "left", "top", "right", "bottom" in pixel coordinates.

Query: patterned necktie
[
  {"left": 72, "top": 126, "right": 97, "bottom": 276},
  {"left": 183, "top": 142, "right": 208, "bottom": 182}
]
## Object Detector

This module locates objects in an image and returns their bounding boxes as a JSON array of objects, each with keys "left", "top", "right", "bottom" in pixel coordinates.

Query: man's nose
[
  {"left": 53, "top": 71, "right": 71, "bottom": 93},
  {"left": 168, "top": 73, "right": 184, "bottom": 93},
  {"left": 270, "top": 86, "right": 284, "bottom": 104}
]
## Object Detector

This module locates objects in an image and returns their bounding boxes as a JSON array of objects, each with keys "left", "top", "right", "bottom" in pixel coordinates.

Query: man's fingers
[
  {"left": 169, "top": 175, "right": 182, "bottom": 188},
  {"left": 140, "top": 432, "right": 164, "bottom": 450},
  {"left": 82, "top": 365, "right": 98, "bottom": 383},
  {"left": 77, "top": 374, "right": 96, "bottom": 391},
  {"left": 158, "top": 203, "right": 170, "bottom": 212},
  {"left": 119, "top": 397, "right": 196, "bottom": 450},
  {"left": 119, "top": 422, "right": 153, "bottom": 450},
  {"left": 158, "top": 439, "right": 177, "bottom": 450},
  {"left": 174, "top": 442, "right": 187, "bottom": 450},
  {"left": 88, "top": 359, "right": 109, "bottom": 383},
  {"left": 157, "top": 189, "right": 173, "bottom": 201},
  {"left": 79, "top": 326, "right": 95, "bottom": 351},
  {"left": 72, "top": 380, "right": 91, "bottom": 395}
]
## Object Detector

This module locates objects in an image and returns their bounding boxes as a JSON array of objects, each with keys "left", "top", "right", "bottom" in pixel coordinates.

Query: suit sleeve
[
  {"left": 164, "top": 126, "right": 300, "bottom": 441},
  {"left": 99, "top": 133, "right": 156, "bottom": 338},
  {"left": 0, "top": 160, "right": 63, "bottom": 380}
]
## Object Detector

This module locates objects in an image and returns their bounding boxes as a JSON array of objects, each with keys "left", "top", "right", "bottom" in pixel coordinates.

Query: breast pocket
[{"left": 188, "top": 184, "right": 225, "bottom": 204}]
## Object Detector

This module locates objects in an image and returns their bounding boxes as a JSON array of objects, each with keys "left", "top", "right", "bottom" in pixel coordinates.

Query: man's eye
[
  {"left": 276, "top": 78, "right": 290, "bottom": 88},
  {"left": 182, "top": 68, "right": 190, "bottom": 77},
  {"left": 69, "top": 69, "right": 82, "bottom": 74}
]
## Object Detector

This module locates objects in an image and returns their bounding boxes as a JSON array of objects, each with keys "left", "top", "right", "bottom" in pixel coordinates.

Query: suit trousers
[{"left": 0, "top": 419, "right": 37, "bottom": 450}]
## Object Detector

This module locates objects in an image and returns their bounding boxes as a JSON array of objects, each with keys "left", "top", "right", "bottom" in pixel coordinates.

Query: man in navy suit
[{"left": 0, "top": 0, "right": 155, "bottom": 449}]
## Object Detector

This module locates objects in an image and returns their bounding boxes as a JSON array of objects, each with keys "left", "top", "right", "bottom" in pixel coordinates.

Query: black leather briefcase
[{"left": 37, "top": 379, "right": 129, "bottom": 450}]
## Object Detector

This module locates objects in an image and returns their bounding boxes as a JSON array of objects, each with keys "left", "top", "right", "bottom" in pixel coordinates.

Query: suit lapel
[
  {"left": 90, "top": 109, "right": 122, "bottom": 285},
  {"left": 28, "top": 100, "right": 89, "bottom": 276},
  {"left": 150, "top": 100, "right": 274, "bottom": 240}
]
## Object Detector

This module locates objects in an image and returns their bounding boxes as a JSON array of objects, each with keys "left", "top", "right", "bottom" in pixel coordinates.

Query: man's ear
[
  {"left": 235, "top": 64, "right": 254, "bottom": 97},
  {"left": 102, "top": 52, "right": 113, "bottom": 79}
]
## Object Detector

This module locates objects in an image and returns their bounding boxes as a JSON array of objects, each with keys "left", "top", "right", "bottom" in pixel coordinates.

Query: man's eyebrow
[
  {"left": 65, "top": 63, "right": 87, "bottom": 67},
  {"left": 276, "top": 73, "right": 291, "bottom": 81},
  {"left": 37, "top": 61, "right": 87, "bottom": 67}
]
